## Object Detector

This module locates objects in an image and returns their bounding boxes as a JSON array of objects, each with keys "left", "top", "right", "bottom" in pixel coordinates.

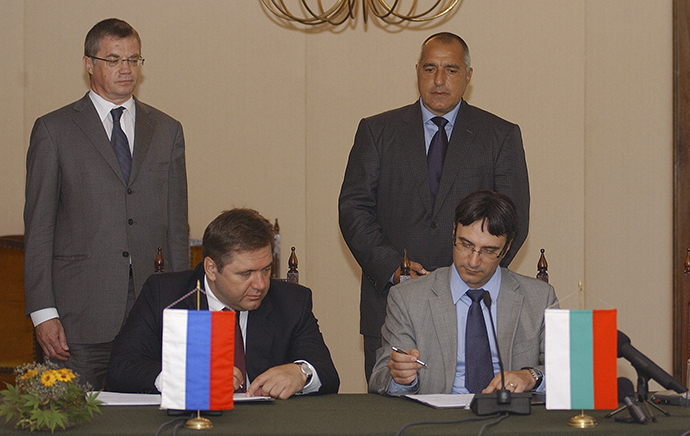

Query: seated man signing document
[
  {"left": 369, "top": 191, "right": 557, "bottom": 396},
  {"left": 107, "top": 208, "right": 339, "bottom": 399}
]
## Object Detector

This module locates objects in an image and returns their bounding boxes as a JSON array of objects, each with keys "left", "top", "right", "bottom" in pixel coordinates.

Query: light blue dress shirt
[
  {"left": 450, "top": 266, "right": 502, "bottom": 394},
  {"left": 419, "top": 98, "right": 462, "bottom": 153}
]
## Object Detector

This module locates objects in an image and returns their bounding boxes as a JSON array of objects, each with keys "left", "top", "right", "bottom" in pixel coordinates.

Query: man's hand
[
  {"left": 35, "top": 318, "right": 69, "bottom": 361},
  {"left": 245, "top": 363, "right": 306, "bottom": 399},
  {"left": 233, "top": 366, "right": 245, "bottom": 392},
  {"left": 482, "top": 370, "right": 535, "bottom": 394},
  {"left": 393, "top": 261, "right": 428, "bottom": 284},
  {"left": 388, "top": 348, "right": 423, "bottom": 385}
]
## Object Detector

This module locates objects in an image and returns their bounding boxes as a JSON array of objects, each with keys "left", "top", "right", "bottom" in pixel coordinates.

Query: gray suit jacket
[
  {"left": 369, "top": 267, "right": 558, "bottom": 395},
  {"left": 338, "top": 100, "right": 530, "bottom": 338},
  {"left": 24, "top": 93, "right": 188, "bottom": 343}
]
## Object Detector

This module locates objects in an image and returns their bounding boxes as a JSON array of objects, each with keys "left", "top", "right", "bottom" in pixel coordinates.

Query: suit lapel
[
  {"left": 429, "top": 269, "right": 458, "bottom": 392},
  {"left": 71, "top": 94, "right": 128, "bottom": 186},
  {"left": 174, "top": 265, "right": 209, "bottom": 310},
  {"left": 434, "top": 101, "right": 477, "bottom": 216},
  {"left": 496, "top": 269, "right": 523, "bottom": 370},
  {"left": 130, "top": 98, "right": 155, "bottom": 185},
  {"left": 401, "top": 103, "right": 435, "bottom": 216}
]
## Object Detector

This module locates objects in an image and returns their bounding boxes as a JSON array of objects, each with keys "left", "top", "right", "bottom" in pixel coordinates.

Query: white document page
[{"left": 404, "top": 393, "right": 474, "bottom": 409}]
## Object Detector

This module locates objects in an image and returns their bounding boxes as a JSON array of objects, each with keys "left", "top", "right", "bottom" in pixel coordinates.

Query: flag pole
[
  {"left": 185, "top": 280, "right": 214, "bottom": 430},
  {"left": 568, "top": 281, "right": 597, "bottom": 428}
]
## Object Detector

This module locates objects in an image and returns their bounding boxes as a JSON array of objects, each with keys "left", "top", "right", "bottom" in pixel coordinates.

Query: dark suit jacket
[
  {"left": 23, "top": 93, "right": 188, "bottom": 343},
  {"left": 338, "top": 100, "right": 530, "bottom": 337},
  {"left": 369, "top": 267, "right": 558, "bottom": 394},
  {"left": 106, "top": 263, "right": 340, "bottom": 395}
]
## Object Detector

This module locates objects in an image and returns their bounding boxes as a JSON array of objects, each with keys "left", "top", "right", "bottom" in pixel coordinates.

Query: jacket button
[
  {"left": 431, "top": 222, "right": 437, "bottom": 229},
  {"left": 122, "top": 251, "right": 129, "bottom": 257},
  {"left": 127, "top": 188, "right": 133, "bottom": 194},
  {"left": 128, "top": 219, "right": 134, "bottom": 225}
]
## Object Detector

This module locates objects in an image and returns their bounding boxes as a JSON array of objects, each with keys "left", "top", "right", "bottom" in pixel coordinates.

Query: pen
[{"left": 391, "top": 346, "right": 427, "bottom": 367}]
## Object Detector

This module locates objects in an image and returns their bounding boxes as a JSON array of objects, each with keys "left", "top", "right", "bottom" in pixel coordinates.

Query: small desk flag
[
  {"left": 545, "top": 308, "right": 617, "bottom": 410},
  {"left": 160, "top": 309, "right": 235, "bottom": 410}
]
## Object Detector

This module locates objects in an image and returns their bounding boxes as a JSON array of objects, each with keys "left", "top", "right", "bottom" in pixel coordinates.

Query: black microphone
[
  {"left": 470, "top": 291, "right": 531, "bottom": 415},
  {"left": 617, "top": 330, "right": 687, "bottom": 393},
  {"left": 617, "top": 377, "right": 647, "bottom": 424}
]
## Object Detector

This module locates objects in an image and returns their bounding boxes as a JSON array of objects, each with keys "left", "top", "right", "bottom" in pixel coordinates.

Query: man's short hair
[
  {"left": 454, "top": 191, "right": 518, "bottom": 246},
  {"left": 84, "top": 18, "right": 141, "bottom": 57},
  {"left": 419, "top": 32, "right": 471, "bottom": 71},
  {"left": 202, "top": 208, "right": 275, "bottom": 271}
]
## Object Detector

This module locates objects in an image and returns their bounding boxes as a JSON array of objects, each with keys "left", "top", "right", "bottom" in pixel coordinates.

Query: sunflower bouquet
[{"left": 0, "top": 362, "right": 101, "bottom": 432}]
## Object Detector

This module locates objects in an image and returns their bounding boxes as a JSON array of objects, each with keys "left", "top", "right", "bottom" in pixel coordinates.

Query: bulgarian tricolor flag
[
  {"left": 545, "top": 308, "right": 617, "bottom": 410},
  {"left": 160, "top": 309, "right": 235, "bottom": 410}
]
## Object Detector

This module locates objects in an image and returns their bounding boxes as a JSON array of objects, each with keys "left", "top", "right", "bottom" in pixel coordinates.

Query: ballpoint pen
[{"left": 391, "top": 346, "right": 427, "bottom": 367}]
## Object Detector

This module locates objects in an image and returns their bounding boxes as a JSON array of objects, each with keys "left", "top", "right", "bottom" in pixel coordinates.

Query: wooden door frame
[{"left": 673, "top": 0, "right": 690, "bottom": 384}]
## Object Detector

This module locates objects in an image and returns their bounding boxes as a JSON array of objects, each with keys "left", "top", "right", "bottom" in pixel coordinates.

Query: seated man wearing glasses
[{"left": 369, "top": 191, "right": 558, "bottom": 396}]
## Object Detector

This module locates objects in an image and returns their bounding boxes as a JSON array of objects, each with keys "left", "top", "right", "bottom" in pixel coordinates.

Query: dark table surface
[{"left": 1, "top": 394, "right": 689, "bottom": 435}]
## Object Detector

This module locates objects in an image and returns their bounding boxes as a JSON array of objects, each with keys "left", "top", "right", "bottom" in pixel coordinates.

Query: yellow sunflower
[
  {"left": 40, "top": 370, "right": 57, "bottom": 387},
  {"left": 21, "top": 369, "right": 39, "bottom": 379},
  {"left": 55, "top": 368, "right": 76, "bottom": 382}
]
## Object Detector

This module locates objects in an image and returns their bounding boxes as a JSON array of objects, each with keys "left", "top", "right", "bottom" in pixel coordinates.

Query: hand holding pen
[
  {"left": 389, "top": 347, "right": 426, "bottom": 386},
  {"left": 391, "top": 346, "right": 427, "bottom": 367}
]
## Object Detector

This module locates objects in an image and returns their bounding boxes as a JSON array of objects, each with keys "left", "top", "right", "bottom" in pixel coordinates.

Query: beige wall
[{"left": 1, "top": 0, "right": 673, "bottom": 392}]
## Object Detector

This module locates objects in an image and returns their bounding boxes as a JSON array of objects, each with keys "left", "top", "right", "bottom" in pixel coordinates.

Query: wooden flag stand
[
  {"left": 568, "top": 282, "right": 597, "bottom": 428},
  {"left": 184, "top": 281, "right": 214, "bottom": 430}
]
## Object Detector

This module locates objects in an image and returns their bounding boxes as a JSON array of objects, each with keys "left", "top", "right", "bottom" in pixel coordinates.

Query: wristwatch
[
  {"left": 297, "top": 362, "right": 313, "bottom": 386},
  {"left": 522, "top": 367, "right": 543, "bottom": 389}
]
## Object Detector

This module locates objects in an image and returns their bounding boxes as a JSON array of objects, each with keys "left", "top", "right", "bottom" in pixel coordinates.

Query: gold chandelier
[{"left": 261, "top": 0, "right": 459, "bottom": 26}]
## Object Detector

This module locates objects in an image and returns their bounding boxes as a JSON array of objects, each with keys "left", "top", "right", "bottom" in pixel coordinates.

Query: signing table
[{"left": 1, "top": 394, "right": 689, "bottom": 435}]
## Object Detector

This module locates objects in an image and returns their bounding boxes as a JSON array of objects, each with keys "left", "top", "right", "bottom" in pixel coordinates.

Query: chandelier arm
[
  {"left": 263, "top": 0, "right": 343, "bottom": 24},
  {"left": 261, "top": 0, "right": 459, "bottom": 25},
  {"left": 303, "top": 0, "right": 347, "bottom": 20},
  {"left": 376, "top": 0, "right": 458, "bottom": 22},
  {"left": 317, "top": 0, "right": 355, "bottom": 25},
  {"left": 367, "top": 0, "right": 403, "bottom": 19}
]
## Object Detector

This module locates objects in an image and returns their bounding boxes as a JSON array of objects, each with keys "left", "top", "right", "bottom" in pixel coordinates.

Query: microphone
[
  {"left": 617, "top": 330, "right": 687, "bottom": 393},
  {"left": 470, "top": 291, "right": 531, "bottom": 415},
  {"left": 617, "top": 377, "right": 647, "bottom": 424}
]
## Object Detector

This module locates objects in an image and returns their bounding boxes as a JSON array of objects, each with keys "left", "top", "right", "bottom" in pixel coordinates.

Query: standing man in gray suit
[
  {"left": 24, "top": 18, "right": 188, "bottom": 389},
  {"left": 339, "top": 32, "right": 530, "bottom": 381},
  {"left": 369, "top": 191, "right": 557, "bottom": 395}
]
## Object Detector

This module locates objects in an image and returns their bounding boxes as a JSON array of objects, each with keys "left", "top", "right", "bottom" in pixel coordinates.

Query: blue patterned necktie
[
  {"left": 465, "top": 289, "right": 493, "bottom": 393},
  {"left": 110, "top": 107, "right": 132, "bottom": 182},
  {"left": 427, "top": 116, "right": 448, "bottom": 208}
]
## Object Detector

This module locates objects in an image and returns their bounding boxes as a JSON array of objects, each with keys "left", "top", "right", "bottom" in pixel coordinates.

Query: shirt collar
[
  {"left": 450, "top": 264, "right": 502, "bottom": 305},
  {"left": 419, "top": 97, "right": 462, "bottom": 128},
  {"left": 203, "top": 275, "right": 226, "bottom": 312},
  {"left": 88, "top": 90, "right": 136, "bottom": 123}
]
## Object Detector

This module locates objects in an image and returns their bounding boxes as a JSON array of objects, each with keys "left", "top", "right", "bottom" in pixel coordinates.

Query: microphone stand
[
  {"left": 469, "top": 292, "right": 531, "bottom": 415},
  {"left": 605, "top": 370, "right": 670, "bottom": 423},
  {"left": 636, "top": 371, "right": 670, "bottom": 422}
]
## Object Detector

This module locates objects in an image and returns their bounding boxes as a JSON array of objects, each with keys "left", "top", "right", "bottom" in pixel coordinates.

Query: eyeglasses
[
  {"left": 453, "top": 238, "right": 503, "bottom": 261},
  {"left": 89, "top": 56, "right": 145, "bottom": 68}
]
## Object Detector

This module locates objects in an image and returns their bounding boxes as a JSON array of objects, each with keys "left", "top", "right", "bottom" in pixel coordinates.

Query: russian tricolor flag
[
  {"left": 160, "top": 309, "right": 235, "bottom": 410},
  {"left": 545, "top": 308, "right": 618, "bottom": 410}
]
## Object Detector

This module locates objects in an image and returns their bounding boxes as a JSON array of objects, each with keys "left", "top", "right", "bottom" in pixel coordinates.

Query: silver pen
[{"left": 391, "top": 346, "right": 427, "bottom": 367}]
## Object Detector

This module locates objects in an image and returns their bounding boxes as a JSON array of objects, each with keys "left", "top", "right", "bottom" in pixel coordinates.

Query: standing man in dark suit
[
  {"left": 107, "top": 208, "right": 339, "bottom": 399},
  {"left": 339, "top": 32, "right": 530, "bottom": 381},
  {"left": 24, "top": 18, "right": 188, "bottom": 389}
]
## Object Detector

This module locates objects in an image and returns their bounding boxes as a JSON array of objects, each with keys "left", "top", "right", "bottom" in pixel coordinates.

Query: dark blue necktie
[
  {"left": 111, "top": 107, "right": 132, "bottom": 183},
  {"left": 427, "top": 116, "right": 448, "bottom": 207},
  {"left": 465, "top": 289, "right": 493, "bottom": 393}
]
